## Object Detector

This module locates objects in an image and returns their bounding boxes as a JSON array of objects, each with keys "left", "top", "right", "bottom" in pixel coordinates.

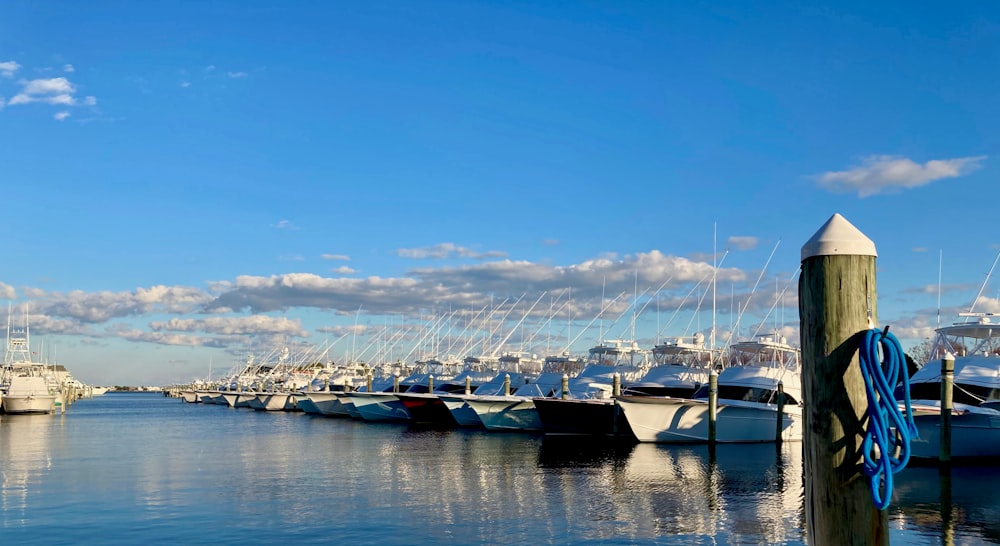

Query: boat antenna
[
  {"left": 937, "top": 249, "right": 943, "bottom": 328},
  {"left": 712, "top": 223, "right": 717, "bottom": 356},
  {"left": 599, "top": 275, "right": 606, "bottom": 342},
  {"left": 968, "top": 248, "right": 1000, "bottom": 314}
]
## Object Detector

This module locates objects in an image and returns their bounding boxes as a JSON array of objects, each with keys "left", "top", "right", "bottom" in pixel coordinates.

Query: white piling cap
[{"left": 801, "top": 213, "right": 877, "bottom": 260}]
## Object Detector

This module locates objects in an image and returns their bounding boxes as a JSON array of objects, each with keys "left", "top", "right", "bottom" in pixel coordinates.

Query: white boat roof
[
  {"left": 718, "top": 365, "right": 802, "bottom": 398},
  {"left": 930, "top": 313, "right": 1000, "bottom": 359},
  {"left": 909, "top": 355, "right": 1000, "bottom": 389}
]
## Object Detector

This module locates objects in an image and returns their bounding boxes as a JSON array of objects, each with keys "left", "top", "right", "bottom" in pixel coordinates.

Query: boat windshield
[{"left": 904, "top": 382, "right": 1000, "bottom": 406}]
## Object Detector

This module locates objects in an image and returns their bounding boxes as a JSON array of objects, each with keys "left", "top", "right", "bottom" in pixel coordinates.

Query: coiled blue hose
[{"left": 859, "top": 327, "right": 917, "bottom": 510}]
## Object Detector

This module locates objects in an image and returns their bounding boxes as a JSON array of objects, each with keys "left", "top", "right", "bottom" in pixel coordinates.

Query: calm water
[{"left": 1, "top": 393, "right": 997, "bottom": 545}]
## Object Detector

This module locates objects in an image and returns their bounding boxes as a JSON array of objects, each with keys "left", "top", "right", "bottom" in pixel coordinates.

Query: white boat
[
  {"left": 303, "top": 389, "right": 357, "bottom": 416},
  {"left": 252, "top": 391, "right": 294, "bottom": 411},
  {"left": 465, "top": 369, "right": 574, "bottom": 432},
  {"left": 903, "top": 313, "right": 1000, "bottom": 460},
  {"left": 395, "top": 369, "right": 498, "bottom": 426},
  {"left": 179, "top": 390, "right": 200, "bottom": 403},
  {"left": 2, "top": 374, "right": 57, "bottom": 414},
  {"left": 2, "top": 308, "right": 58, "bottom": 415},
  {"left": 618, "top": 334, "right": 802, "bottom": 443},
  {"left": 534, "top": 337, "right": 712, "bottom": 437},
  {"left": 347, "top": 372, "right": 431, "bottom": 422},
  {"left": 437, "top": 370, "right": 528, "bottom": 427}
]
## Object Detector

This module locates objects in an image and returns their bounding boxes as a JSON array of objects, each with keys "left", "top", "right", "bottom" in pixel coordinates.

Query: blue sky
[{"left": 1, "top": 1, "right": 997, "bottom": 386}]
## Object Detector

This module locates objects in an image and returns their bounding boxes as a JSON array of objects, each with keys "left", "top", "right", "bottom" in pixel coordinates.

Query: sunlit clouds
[{"left": 816, "top": 155, "right": 986, "bottom": 197}]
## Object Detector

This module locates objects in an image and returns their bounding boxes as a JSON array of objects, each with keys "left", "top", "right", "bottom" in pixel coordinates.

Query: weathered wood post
[
  {"left": 940, "top": 352, "right": 955, "bottom": 465},
  {"left": 800, "top": 213, "right": 886, "bottom": 545},
  {"left": 775, "top": 381, "right": 785, "bottom": 444},
  {"left": 561, "top": 374, "right": 569, "bottom": 400},
  {"left": 708, "top": 369, "right": 718, "bottom": 443},
  {"left": 503, "top": 374, "right": 511, "bottom": 396},
  {"left": 393, "top": 373, "right": 400, "bottom": 393},
  {"left": 428, "top": 375, "right": 434, "bottom": 393},
  {"left": 612, "top": 373, "right": 621, "bottom": 398},
  {"left": 366, "top": 374, "right": 373, "bottom": 393},
  {"left": 465, "top": 376, "right": 472, "bottom": 395}
]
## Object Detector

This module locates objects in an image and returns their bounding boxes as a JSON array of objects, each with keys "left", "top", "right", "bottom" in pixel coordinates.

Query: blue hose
[{"left": 859, "top": 327, "right": 917, "bottom": 510}]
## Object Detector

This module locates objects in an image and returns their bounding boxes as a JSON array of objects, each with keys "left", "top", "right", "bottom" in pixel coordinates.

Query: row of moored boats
[{"left": 170, "top": 316, "right": 1000, "bottom": 462}]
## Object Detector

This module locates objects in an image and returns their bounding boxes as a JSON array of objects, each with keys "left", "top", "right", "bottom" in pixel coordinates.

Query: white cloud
[
  {"left": 0, "top": 282, "right": 16, "bottom": 299},
  {"left": 5, "top": 76, "right": 93, "bottom": 109},
  {"left": 0, "top": 61, "right": 20, "bottom": 77},
  {"left": 9, "top": 92, "right": 75, "bottom": 106},
  {"left": 272, "top": 219, "right": 297, "bottom": 230},
  {"left": 227, "top": 71, "right": 248, "bottom": 78},
  {"left": 180, "top": 81, "right": 191, "bottom": 88},
  {"left": 151, "top": 315, "right": 308, "bottom": 337},
  {"left": 23, "top": 77, "right": 76, "bottom": 95},
  {"left": 63, "top": 64, "right": 75, "bottom": 73},
  {"left": 817, "top": 155, "right": 987, "bottom": 197},
  {"left": 726, "top": 236, "right": 758, "bottom": 251},
  {"left": 54, "top": 111, "right": 70, "bottom": 121},
  {"left": 321, "top": 254, "right": 350, "bottom": 261},
  {"left": 398, "top": 242, "right": 508, "bottom": 260},
  {"left": 33, "top": 284, "right": 212, "bottom": 323},
  {"left": 332, "top": 266, "right": 357, "bottom": 275}
]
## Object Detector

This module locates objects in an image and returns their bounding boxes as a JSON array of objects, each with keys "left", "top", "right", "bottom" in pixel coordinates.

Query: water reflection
[
  {"left": 892, "top": 465, "right": 1000, "bottom": 544},
  {"left": 3, "top": 396, "right": 1000, "bottom": 545},
  {"left": 0, "top": 414, "right": 59, "bottom": 522},
  {"left": 615, "top": 442, "right": 805, "bottom": 544}
]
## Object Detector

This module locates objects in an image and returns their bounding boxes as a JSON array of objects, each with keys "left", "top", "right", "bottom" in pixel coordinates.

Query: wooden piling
[
  {"left": 708, "top": 369, "right": 718, "bottom": 444},
  {"left": 799, "top": 213, "right": 886, "bottom": 546},
  {"left": 940, "top": 353, "right": 955, "bottom": 465},
  {"left": 393, "top": 374, "right": 400, "bottom": 393},
  {"left": 612, "top": 373, "right": 621, "bottom": 397},
  {"left": 428, "top": 375, "right": 434, "bottom": 393},
  {"left": 561, "top": 374, "right": 569, "bottom": 400},
  {"left": 465, "top": 376, "right": 472, "bottom": 395},
  {"left": 503, "top": 374, "right": 511, "bottom": 396},
  {"left": 366, "top": 374, "right": 373, "bottom": 393},
  {"left": 775, "top": 381, "right": 785, "bottom": 444}
]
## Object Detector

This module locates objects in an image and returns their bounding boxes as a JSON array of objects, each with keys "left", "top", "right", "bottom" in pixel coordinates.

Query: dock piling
[
  {"left": 708, "top": 369, "right": 718, "bottom": 444},
  {"left": 775, "top": 381, "right": 785, "bottom": 444},
  {"left": 940, "top": 353, "right": 955, "bottom": 465},
  {"left": 799, "top": 213, "right": 886, "bottom": 545}
]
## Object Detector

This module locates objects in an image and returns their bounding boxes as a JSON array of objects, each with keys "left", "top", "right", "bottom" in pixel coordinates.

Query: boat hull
[
  {"left": 617, "top": 396, "right": 802, "bottom": 443},
  {"left": 397, "top": 393, "right": 457, "bottom": 426},
  {"left": 465, "top": 396, "right": 541, "bottom": 432},
  {"left": 306, "top": 392, "right": 352, "bottom": 417},
  {"left": 2, "top": 394, "right": 57, "bottom": 414},
  {"left": 438, "top": 394, "right": 483, "bottom": 427},
  {"left": 533, "top": 397, "right": 632, "bottom": 438},
  {"left": 908, "top": 404, "right": 1000, "bottom": 460},
  {"left": 348, "top": 392, "right": 411, "bottom": 422}
]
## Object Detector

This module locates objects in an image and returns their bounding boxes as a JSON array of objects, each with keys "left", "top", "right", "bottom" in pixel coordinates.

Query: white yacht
[
  {"left": 3, "top": 373, "right": 57, "bottom": 414},
  {"left": 618, "top": 334, "right": 802, "bottom": 443},
  {"left": 904, "top": 313, "right": 1000, "bottom": 460},
  {"left": 1, "top": 308, "right": 58, "bottom": 415}
]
